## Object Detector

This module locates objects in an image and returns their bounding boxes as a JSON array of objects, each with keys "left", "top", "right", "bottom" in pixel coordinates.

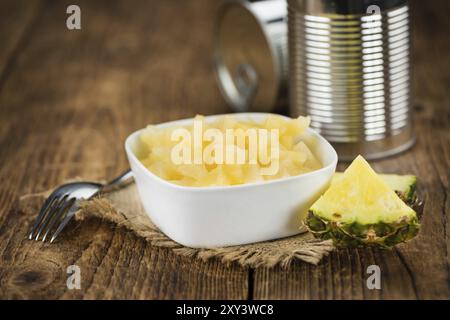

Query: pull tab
[
  {"left": 234, "top": 63, "right": 259, "bottom": 108},
  {"left": 366, "top": 4, "right": 381, "bottom": 15}
]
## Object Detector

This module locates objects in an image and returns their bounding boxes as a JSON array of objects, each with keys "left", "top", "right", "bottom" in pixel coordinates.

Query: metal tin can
[
  {"left": 214, "top": 0, "right": 288, "bottom": 112},
  {"left": 288, "top": 0, "right": 415, "bottom": 160}
]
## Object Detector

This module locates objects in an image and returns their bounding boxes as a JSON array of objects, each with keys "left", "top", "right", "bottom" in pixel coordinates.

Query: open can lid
[{"left": 214, "top": 1, "right": 285, "bottom": 112}]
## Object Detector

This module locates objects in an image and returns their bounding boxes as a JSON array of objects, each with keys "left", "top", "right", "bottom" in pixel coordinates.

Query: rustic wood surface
[{"left": 0, "top": 0, "right": 448, "bottom": 300}]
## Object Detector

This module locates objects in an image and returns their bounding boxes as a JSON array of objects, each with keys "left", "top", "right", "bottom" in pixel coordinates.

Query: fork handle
[{"left": 100, "top": 169, "right": 134, "bottom": 193}]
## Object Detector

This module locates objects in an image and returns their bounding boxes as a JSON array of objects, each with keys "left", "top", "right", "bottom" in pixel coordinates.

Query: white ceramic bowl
[{"left": 125, "top": 113, "right": 337, "bottom": 248}]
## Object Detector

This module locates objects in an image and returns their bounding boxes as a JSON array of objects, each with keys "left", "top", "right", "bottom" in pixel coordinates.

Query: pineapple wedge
[{"left": 307, "top": 156, "right": 420, "bottom": 248}]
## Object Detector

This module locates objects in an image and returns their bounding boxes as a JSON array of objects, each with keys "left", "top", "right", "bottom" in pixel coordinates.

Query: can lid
[{"left": 214, "top": 1, "right": 281, "bottom": 112}]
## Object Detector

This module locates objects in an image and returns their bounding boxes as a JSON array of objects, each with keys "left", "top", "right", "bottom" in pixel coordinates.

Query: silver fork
[{"left": 28, "top": 169, "right": 134, "bottom": 243}]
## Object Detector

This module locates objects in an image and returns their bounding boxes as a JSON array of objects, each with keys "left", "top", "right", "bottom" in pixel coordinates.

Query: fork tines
[{"left": 28, "top": 193, "right": 77, "bottom": 243}]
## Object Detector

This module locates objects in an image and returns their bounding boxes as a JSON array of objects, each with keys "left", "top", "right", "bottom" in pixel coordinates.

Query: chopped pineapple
[{"left": 138, "top": 115, "right": 321, "bottom": 187}]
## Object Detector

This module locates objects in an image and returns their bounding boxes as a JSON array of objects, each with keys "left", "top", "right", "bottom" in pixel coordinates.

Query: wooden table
[{"left": 0, "top": 0, "right": 448, "bottom": 300}]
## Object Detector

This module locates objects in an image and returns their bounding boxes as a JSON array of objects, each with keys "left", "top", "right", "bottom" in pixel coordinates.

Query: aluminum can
[{"left": 288, "top": 0, "right": 415, "bottom": 160}]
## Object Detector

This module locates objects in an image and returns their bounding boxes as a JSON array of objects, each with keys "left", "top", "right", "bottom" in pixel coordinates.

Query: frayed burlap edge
[{"left": 19, "top": 183, "right": 334, "bottom": 268}]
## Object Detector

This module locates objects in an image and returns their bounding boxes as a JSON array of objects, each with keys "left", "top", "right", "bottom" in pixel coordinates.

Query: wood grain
[
  {"left": 0, "top": 0, "right": 43, "bottom": 88},
  {"left": 0, "top": 0, "right": 247, "bottom": 300},
  {"left": 0, "top": 0, "right": 448, "bottom": 300},
  {"left": 253, "top": 0, "right": 450, "bottom": 300}
]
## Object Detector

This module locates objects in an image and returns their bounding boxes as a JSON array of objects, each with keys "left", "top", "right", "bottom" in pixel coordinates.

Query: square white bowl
[{"left": 125, "top": 113, "right": 337, "bottom": 247}]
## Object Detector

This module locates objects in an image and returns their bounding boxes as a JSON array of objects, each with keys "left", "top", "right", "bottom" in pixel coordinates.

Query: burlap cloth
[{"left": 19, "top": 182, "right": 334, "bottom": 268}]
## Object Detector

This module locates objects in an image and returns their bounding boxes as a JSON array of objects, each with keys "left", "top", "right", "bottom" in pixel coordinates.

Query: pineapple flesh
[
  {"left": 332, "top": 172, "right": 417, "bottom": 206},
  {"left": 306, "top": 156, "right": 420, "bottom": 248}
]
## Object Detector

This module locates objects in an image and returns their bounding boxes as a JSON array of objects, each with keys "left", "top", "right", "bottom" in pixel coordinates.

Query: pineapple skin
[
  {"left": 396, "top": 178, "right": 417, "bottom": 205},
  {"left": 306, "top": 176, "right": 420, "bottom": 248},
  {"left": 306, "top": 211, "right": 420, "bottom": 248}
]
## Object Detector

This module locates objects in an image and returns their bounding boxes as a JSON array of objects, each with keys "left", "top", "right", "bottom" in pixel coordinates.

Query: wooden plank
[
  {"left": 0, "top": 0, "right": 43, "bottom": 88},
  {"left": 0, "top": 211, "right": 248, "bottom": 299},
  {"left": 0, "top": 0, "right": 247, "bottom": 299},
  {"left": 253, "top": 248, "right": 420, "bottom": 300},
  {"left": 409, "top": 0, "right": 450, "bottom": 286},
  {"left": 253, "top": 0, "right": 450, "bottom": 300},
  {"left": 0, "top": 0, "right": 448, "bottom": 300}
]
